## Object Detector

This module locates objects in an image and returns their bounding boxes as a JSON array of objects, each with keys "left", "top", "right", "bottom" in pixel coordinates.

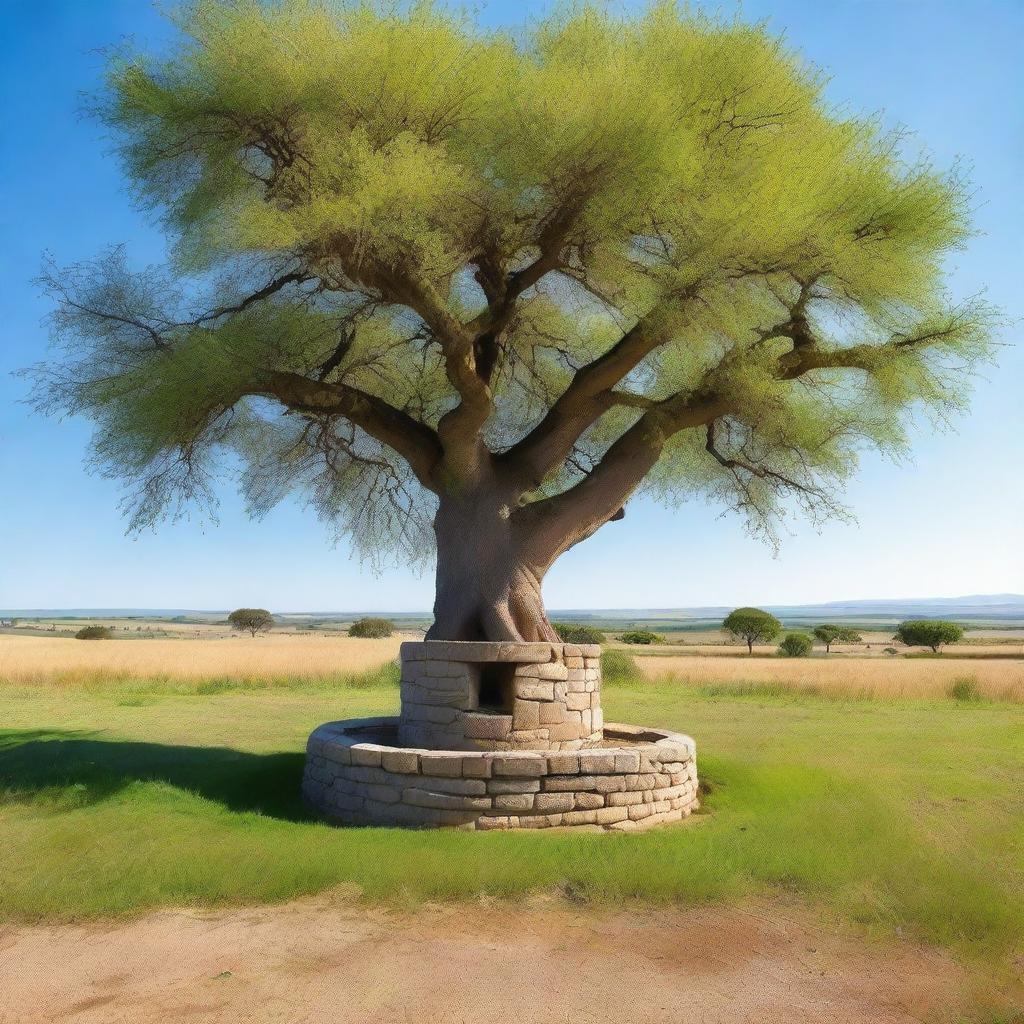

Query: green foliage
[
  {"left": 813, "top": 624, "right": 863, "bottom": 652},
  {"left": 600, "top": 649, "right": 642, "bottom": 685},
  {"left": 26, "top": 0, "right": 996, "bottom": 565},
  {"left": 894, "top": 620, "right": 964, "bottom": 653},
  {"left": 348, "top": 617, "right": 394, "bottom": 639},
  {"left": 553, "top": 622, "right": 606, "bottom": 644},
  {"left": 227, "top": 608, "right": 274, "bottom": 637},
  {"left": 778, "top": 632, "right": 813, "bottom": 657},
  {"left": 723, "top": 608, "right": 782, "bottom": 651},
  {"left": 949, "top": 676, "right": 982, "bottom": 703},
  {"left": 620, "top": 629, "right": 665, "bottom": 645},
  {"left": 74, "top": 626, "right": 113, "bottom": 640}
]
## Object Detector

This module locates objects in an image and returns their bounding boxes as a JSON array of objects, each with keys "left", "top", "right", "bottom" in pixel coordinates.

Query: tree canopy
[
  {"left": 723, "top": 607, "right": 782, "bottom": 653},
  {"left": 894, "top": 619, "right": 963, "bottom": 653},
  {"left": 28, "top": 0, "right": 995, "bottom": 641},
  {"left": 813, "top": 624, "right": 863, "bottom": 652},
  {"left": 227, "top": 607, "right": 274, "bottom": 636}
]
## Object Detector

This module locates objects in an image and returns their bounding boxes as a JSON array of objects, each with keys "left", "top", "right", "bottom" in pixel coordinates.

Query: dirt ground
[{"left": 0, "top": 896, "right": 983, "bottom": 1024}]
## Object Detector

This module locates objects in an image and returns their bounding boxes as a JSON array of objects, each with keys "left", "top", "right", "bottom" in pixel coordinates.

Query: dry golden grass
[
  {"left": 0, "top": 633, "right": 403, "bottom": 686},
  {"left": 636, "top": 652, "right": 1024, "bottom": 701}
]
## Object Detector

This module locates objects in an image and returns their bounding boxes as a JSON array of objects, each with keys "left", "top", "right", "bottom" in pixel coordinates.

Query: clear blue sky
[{"left": 1, "top": 1, "right": 1021, "bottom": 613}]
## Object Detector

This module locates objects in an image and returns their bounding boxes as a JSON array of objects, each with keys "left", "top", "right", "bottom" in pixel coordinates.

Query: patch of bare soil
[{"left": 0, "top": 896, "right": 981, "bottom": 1024}]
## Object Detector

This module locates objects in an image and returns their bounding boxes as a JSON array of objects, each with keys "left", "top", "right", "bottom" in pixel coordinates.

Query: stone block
[
  {"left": 418, "top": 754, "right": 464, "bottom": 777},
  {"left": 381, "top": 750, "right": 420, "bottom": 774},
  {"left": 545, "top": 752, "right": 580, "bottom": 774},
  {"left": 593, "top": 775, "right": 626, "bottom": 794},
  {"left": 561, "top": 809, "right": 598, "bottom": 826},
  {"left": 461, "top": 756, "right": 492, "bottom": 778},
  {"left": 462, "top": 713, "right": 512, "bottom": 741},
  {"left": 614, "top": 751, "right": 641, "bottom": 773},
  {"left": 350, "top": 746, "right": 383, "bottom": 768},
  {"left": 565, "top": 692, "right": 591, "bottom": 712},
  {"left": 538, "top": 701, "right": 566, "bottom": 725},
  {"left": 542, "top": 775, "right": 599, "bottom": 792},
  {"left": 578, "top": 751, "right": 617, "bottom": 774},
  {"left": 487, "top": 777, "right": 541, "bottom": 794},
  {"left": 533, "top": 792, "right": 575, "bottom": 813},
  {"left": 321, "top": 744, "right": 353, "bottom": 766},
  {"left": 595, "top": 806, "right": 629, "bottom": 825},
  {"left": 515, "top": 680, "right": 555, "bottom": 702},
  {"left": 512, "top": 699, "right": 541, "bottom": 730},
  {"left": 491, "top": 754, "right": 546, "bottom": 777},
  {"left": 624, "top": 773, "right": 656, "bottom": 792},
  {"left": 475, "top": 815, "right": 512, "bottom": 830},
  {"left": 607, "top": 790, "right": 644, "bottom": 806},
  {"left": 493, "top": 792, "right": 535, "bottom": 811},
  {"left": 531, "top": 662, "right": 569, "bottom": 681},
  {"left": 402, "top": 788, "right": 491, "bottom": 811},
  {"left": 415, "top": 776, "right": 487, "bottom": 796},
  {"left": 572, "top": 792, "right": 604, "bottom": 810},
  {"left": 363, "top": 783, "right": 402, "bottom": 804}
]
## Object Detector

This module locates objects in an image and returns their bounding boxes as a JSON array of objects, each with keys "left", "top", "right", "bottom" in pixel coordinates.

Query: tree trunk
[{"left": 425, "top": 493, "right": 559, "bottom": 643}]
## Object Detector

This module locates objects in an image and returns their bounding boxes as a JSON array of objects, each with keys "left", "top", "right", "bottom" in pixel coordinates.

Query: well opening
[{"left": 475, "top": 662, "right": 516, "bottom": 714}]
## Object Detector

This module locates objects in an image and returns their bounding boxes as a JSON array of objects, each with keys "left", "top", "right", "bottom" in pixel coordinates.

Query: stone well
[{"left": 302, "top": 640, "right": 699, "bottom": 831}]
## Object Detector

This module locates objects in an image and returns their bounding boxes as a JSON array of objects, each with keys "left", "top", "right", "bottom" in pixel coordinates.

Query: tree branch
[{"left": 262, "top": 371, "right": 444, "bottom": 489}]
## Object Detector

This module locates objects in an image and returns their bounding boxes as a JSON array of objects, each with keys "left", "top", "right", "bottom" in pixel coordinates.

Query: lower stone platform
[{"left": 303, "top": 717, "right": 699, "bottom": 831}]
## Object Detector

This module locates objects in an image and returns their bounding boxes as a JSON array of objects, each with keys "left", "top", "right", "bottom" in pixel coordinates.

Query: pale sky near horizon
[{"left": 1, "top": 0, "right": 1021, "bottom": 613}]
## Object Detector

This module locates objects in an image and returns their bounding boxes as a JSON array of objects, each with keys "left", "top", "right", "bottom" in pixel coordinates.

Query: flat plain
[{"left": 1, "top": 632, "right": 1022, "bottom": 1022}]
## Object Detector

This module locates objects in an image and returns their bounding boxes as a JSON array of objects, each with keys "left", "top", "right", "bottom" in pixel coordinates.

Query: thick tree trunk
[{"left": 426, "top": 493, "right": 559, "bottom": 643}]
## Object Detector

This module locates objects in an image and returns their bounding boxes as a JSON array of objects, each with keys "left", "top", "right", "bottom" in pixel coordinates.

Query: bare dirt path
[{"left": 0, "top": 896, "right": 975, "bottom": 1024}]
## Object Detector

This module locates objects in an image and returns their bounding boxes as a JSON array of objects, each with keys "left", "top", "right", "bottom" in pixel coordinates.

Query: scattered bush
[
  {"left": 348, "top": 616, "right": 394, "bottom": 638},
  {"left": 949, "top": 676, "right": 982, "bottom": 703},
  {"left": 552, "top": 622, "right": 606, "bottom": 644},
  {"left": 883, "top": 647, "right": 900, "bottom": 656},
  {"left": 74, "top": 625, "right": 112, "bottom": 640},
  {"left": 601, "top": 649, "right": 642, "bottom": 685},
  {"left": 620, "top": 629, "right": 664, "bottom": 645},
  {"left": 227, "top": 608, "right": 274, "bottom": 637},
  {"left": 894, "top": 619, "right": 964, "bottom": 653},
  {"left": 778, "top": 632, "right": 813, "bottom": 657},
  {"left": 812, "top": 624, "right": 863, "bottom": 652},
  {"left": 723, "top": 607, "right": 782, "bottom": 653}
]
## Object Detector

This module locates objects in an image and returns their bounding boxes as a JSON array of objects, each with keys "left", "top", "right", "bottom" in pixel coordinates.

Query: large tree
[{"left": 30, "top": 1, "right": 994, "bottom": 643}]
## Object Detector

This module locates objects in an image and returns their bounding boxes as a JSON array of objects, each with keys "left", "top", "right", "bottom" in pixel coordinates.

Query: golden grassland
[
  {"left": 636, "top": 651, "right": 1024, "bottom": 701},
  {"left": 0, "top": 633, "right": 404, "bottom": 686}
]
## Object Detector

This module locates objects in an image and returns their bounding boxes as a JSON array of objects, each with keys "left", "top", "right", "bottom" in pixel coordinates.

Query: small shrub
[
  {"left": 552, "top": 622, "right": 606, "bottom": 644},
  {"left": 778, "top": 632, "right": 813, "bottom": 657},
  {"left": 884, "top": 647, "right": 900, "bottom": 656},
  {"left": 348, "top": 616, "right": 394, "bottom": 638},
  {"left": 949, "top": 676, "right": 982, "bottom": 703},
  {"left": 620, "top": 629, "right": 664, "bottom": 645},
  {"left": 601, "top": 649, "right": 641, "bottom": 685},
  {"left": 74, "top": 625, "right": 112, "bottom": 640}
]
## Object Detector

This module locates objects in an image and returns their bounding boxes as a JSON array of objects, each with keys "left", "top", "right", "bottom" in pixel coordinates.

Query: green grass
[{"left": 1, "top": 665, "right": 1021, "bottom": 977}]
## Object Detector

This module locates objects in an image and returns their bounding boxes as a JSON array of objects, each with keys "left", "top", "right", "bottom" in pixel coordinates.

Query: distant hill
[{"left": 3, "top": 594, "right": 1023, "bottom": 624}]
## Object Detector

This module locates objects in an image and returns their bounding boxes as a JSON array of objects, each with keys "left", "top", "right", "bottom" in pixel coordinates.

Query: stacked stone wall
[
  {"left": 303, "top": 719, "right": 699, "bottom": 831},
  {"left": 397, "top": 640, "right": 603, "bottom": 751}
]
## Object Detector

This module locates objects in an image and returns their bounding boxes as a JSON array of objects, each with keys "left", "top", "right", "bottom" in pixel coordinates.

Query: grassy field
[
  {"left": 635, "top": 651, "right": 1024, "bottom": 701},
  {"left": 1, "top": 655, "right": 1022, "bottom": 1001},
  {"left": 0, "top": 633, "right": 404, "bottom": 686}
]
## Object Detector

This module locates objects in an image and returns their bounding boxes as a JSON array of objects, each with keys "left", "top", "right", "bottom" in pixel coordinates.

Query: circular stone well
[{"left": 302, "top": 640, "right": 699, "bottom": 831}]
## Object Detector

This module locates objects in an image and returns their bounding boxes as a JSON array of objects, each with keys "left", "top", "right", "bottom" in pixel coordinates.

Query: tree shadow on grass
[{"left": 0, "top": 729, "right": 313, "bottom": 822}]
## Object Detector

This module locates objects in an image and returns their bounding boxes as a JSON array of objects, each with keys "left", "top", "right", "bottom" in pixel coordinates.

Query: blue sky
[{"left": 1, "top": 0, "right": 1021, "bottom": 613}]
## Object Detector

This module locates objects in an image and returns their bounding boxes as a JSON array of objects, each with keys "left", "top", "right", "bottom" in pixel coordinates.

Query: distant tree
[
  {"left": 75, "top": 625, "right": 112, "bottom": 640},
  {"left": 553, "top": 622, "right": 606, "bottom": 645},
  {"left": 620, "top": 629, "right": 665, "bottom": 645},
  {"left": 349, "top": 617, "right": 394, "bottom": 638},
  {"left": 894, "top": 620, "right": 963, "bottom": 654},
  {"left": 27, "top": 2, "right": 995, "bottom": 646},
  {"left": 227, "top": 607, "right": 274, "bottom": 637},
  {"left": 813, "top": 624, "right": 863, "bottom": 653},
  {"left": 778, "top": 632, "right": 813, "bottom": 657},
  {"left": 723, "top": 607, "right": 781, "bottom": 653}
]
